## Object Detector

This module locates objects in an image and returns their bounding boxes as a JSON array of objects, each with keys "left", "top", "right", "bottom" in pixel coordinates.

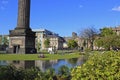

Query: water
[{"left": 0, "top": 55, "right": 86, "bottom": 72}]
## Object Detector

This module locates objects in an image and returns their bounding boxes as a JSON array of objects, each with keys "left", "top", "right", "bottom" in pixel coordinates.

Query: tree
[
  {"left": 2, "top": 36, "right": 9, "bottom": 46},
  {"left": 95, "top": 27, "right": 120, "bottom": 50},
  {"left": 80, "top": 26, "right": 98, "bottom": 50},
  {"left": 67, "top": 39, "right": 78, "bottom": 49},
  {"left": 44, "top": 38, "right": 50, "bottom": 48},
  {"left": 100, "top": 27, "right": 115, "bottom": 37}
]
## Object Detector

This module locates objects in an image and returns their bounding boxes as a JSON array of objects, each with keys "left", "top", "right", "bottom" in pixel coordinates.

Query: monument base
[{"left": 8, "top": 28, "right": 36, "bottom": 54}]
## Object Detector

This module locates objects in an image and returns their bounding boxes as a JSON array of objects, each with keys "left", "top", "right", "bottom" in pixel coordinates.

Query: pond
[{"left": 0, "top": 55, "right": 86, "bottom": 72}]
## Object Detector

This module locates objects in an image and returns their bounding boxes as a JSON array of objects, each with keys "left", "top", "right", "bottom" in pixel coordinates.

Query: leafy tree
[
  {"left": 67, "top": 39, "right": 78, "bottom": 49},
  {"left": 44, "top": 38, "right": 50, "bottom": 48},
  {"left": 2, "top": 36, "right": 9, "bottom": 46},
  {"left": 95, "top": 27, "right": 120, "bottom": 50},
  {"left": 100, "top": 27, "right": 115, "bottom": 37}
]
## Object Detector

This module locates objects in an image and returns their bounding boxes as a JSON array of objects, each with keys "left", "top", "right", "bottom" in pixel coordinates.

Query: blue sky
[{"left": 0, "top": 0, "right": 120, "bottom": 36}]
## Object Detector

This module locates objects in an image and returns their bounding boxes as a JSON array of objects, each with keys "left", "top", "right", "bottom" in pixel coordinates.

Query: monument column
[
  {"left": 9, "top": 0, "right": 36, "bottom": 54},
  {"left": 16, "top": 0, "right": 30, "bottom": 29}
]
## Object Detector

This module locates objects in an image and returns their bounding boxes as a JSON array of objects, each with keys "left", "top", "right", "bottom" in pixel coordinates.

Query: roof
[{"left": 32, "top": 29, "right": 47, "bottom": 32}]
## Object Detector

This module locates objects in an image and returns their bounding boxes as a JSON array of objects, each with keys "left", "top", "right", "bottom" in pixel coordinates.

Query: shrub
[{"left": 71, "top": 51, "right": 120, "bottom": 80}]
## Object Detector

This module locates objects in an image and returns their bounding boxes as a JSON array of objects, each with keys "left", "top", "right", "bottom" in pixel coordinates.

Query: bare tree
[{"left": 79, "top": 26, "right": 98, "bottom": 50}]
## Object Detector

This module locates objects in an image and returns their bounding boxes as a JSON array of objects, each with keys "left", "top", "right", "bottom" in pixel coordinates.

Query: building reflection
[
  {"left": 6, "top": 60, "right": 58, "bottom": 71},
  {"left": 7, "top": 60, "right": 35, "bottom": 69}
]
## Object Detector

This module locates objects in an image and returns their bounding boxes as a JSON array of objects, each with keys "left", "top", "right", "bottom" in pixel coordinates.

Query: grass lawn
[{"left": 0, "top": 53, "right": 80, "bottom": 60}]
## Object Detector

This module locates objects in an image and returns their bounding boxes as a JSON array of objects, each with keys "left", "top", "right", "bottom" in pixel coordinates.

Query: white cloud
[
  {"left": 79, "top": 5, "right": 83, "bottom": 8},
  {"left": 0, "top": 0, "right": 8, "bottom": 10},
  {"left": 0, "top": 6, "right": 5, "bottom": 10},
  {"left": 112, "top": 6, "right": 120, "bottom": 12},
  {"left": 2, "top": 0, "right": 8, "bottom": 4}
]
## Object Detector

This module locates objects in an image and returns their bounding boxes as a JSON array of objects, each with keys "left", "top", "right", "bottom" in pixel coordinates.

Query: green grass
[{"left": 0, "top": 53, "right": 80, "bottom": 60}]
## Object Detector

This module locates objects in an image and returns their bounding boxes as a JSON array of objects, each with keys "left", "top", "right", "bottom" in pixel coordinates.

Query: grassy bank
[{"left": 0, "top": 53, "right": 80, "bottom": 60}]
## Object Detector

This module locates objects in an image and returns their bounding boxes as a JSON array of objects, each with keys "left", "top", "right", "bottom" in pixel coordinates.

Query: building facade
[
  {"left": 112, "top": 26, "right": 120, "bottom": 35},
  {"left": 33, "top": 29, "right": 64, "bottom": 51}
]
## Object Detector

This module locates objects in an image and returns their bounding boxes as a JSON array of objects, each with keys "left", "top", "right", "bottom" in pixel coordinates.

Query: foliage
[
  {"left": 71, "top": 51, "right": 120, "bottom": 80},
  {"left": 2, "top": 36, "right": 9, "bottom": 46},
  {"left": 0, "top": 65, "right": 17, "bottom": 80},
  {"left": 58, "top": 65, "right": 71, "bottom": 79},
  {"left": 100, "top": 27, "right": 115, "bottom": 37},
  {"left": 67, "top": 39, "right": 78, "bottom": 49},
  {"left": 0, "top": 65, "right": 71, "bottom": 80},
  {"left": 95, "top": 27, "right": 120, "bottom": 50},
  {"left": 44, "top": 68, "right": 55, "bottom": 80},
  {"left": 44, "top": 39, "right": 50, "bottom": 48}
]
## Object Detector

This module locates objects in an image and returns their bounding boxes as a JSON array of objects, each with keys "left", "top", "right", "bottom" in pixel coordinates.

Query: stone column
[{"left": 16, "top": 0, "right": 30, "bottom": 29}]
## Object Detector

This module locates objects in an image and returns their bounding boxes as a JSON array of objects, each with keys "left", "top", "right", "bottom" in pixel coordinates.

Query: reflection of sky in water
[
  {"left": 51, "top": 58, "right": 84, "bottom": 73},
  {"left": 0, "top": 61, "right": 8, "bottom": 65},
  {"left": 52, "top": 59, "right": 73, "bottom": 73}
]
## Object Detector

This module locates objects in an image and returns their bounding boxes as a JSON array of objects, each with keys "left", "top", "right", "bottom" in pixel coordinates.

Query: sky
[{"left": 0, "top": 0, "right": 120, "bottom": 37}]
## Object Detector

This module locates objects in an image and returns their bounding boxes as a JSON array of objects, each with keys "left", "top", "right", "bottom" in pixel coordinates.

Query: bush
[{"left": 71, "top": 51, "right": 120, "bottom": 80}]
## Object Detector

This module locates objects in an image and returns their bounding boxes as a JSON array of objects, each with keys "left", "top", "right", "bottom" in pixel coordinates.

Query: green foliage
[
  {"left": 0, "top": 66, "right": 55, "bottom": 80},
  {"left": 2, "top": 36, "right": 9, "bottom": 45},
  {"left": 100, "top": 27, "right": 115, "bottom": 37},
  {"left": 0, "top": 65, "right": 71, "bottom": 80},
  {"left": 71, "top": 51, "right": 120, "bottom": 80},
  {"left": 67, "top": 39, "right": 78, "bottom": 49},
  {"left": 95, "top": 27, "right": 120, "bottom": 50},
  {"left": 44, "top": 39, "right": 50, "bottom": 48},
  {"left": 43, "top": 68, "right": 55, "bottom": 80},
  {"left": 0, "top": 65, "right": 24, "bottom": 80},
  {"left": 58, "top": 65, "right": 71, "bottom": 79}
]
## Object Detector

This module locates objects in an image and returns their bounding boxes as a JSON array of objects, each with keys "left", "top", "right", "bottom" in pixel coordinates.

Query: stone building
[
  {"left": 33, "top": 29, "right": 64, "bottom": 51},
  {"left": 46, "top": 35, "right": 64, "bottom": 50},
  {"left": 112, "top": 26, "right": 120, "bottom": 35}
]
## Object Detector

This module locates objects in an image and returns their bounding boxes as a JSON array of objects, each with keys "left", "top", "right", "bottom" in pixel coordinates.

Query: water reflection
[{"left": 0, "top": 56, "right": 86, "bottom": 72}]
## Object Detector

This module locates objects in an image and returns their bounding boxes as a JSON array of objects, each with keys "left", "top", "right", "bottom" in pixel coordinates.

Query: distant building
[
  {"left": 112, "top": 26, "right": 120, "bottom": 35},
  {"left": 33, "top": 29, "right": 51, "bottom": 50},
  {"left": 33, "top": 29, "right": 64, "bottom": 51},
  {"left": 46, "top": 35, "right": 65, "bottom": 50},
  {"left": 72, "top": 32, "right": 77, "bottom": 39},
  {"left": 63, "top": 32, "right": 90, "bottom": 50}
]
